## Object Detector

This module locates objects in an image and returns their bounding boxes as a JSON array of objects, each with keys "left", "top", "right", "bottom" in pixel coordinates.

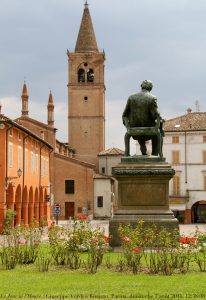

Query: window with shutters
[
  {"left": 25, "top": 149, "right": 28, "bottom": 173},
  {"left": 45, "top": 159, "right": 49, "bottom": 176},
  {"left": 172, "top": 136, "right": 179, "bottom": 143},
  {"left": 97, "top": 196, "right": 103, "bottom": 208},
  {"left": 18, "top": 131, "right": 22, "bottom": 141},
  {"left": 173, "top": 176, "right": 180, "bottom": 195},
  {"left": 204, "top": 176, "right": 206, "bottom": 191},
  {"left": 41, "top": 156, "right": 44, "bottom": 177},
  {"left": 172, "top": 151, "right": 180, "bottom": 164},
  {"left": 203, "top": 151, "right": 206, "bottom": 164},
  {"left": 35, "top": 154, "right": 38, "bottom": 174},
  {"left": 31, "top": 152, "right": 35, "bottom": 174},
  {"left": 18, "top": 146, "right": 23, "bottom": 169},
  {"left": 65, "top": 180, "right": 75, "bottom": 194},
  {"left": 9, "top": 128, "right": 13, "bottom": 137},
  {"left": 8, "top": 143, "right": 13, "bottom": 168},
  {"left": 203, "top": 135, "right": 206, "bottom": 143}
]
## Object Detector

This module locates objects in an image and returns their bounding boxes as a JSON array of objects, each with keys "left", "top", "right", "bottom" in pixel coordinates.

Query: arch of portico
[
  {"left": 5, "top": 184, "right": 50, "bottom": 228},
  {"left": 14, "top": 185, "right": 22, "bottom": 226},
  {"left": 22, "top": 186, "right": 28, "bottom": 226},
  {"left": 6, "top": 183, "right": 15, "bottom": 227},
  {"left": 34, "top": 187, "right": 39, "bottom": 223},
  {"left": 39, "top": 187, "right": 44, "bottom": 224},
  {"left": 28, "top": 187, "right": 34, "bottom": 225}
]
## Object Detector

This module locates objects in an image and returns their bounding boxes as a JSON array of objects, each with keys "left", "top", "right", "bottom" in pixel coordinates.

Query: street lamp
[{"left": 5, "top": 168, "right": 22, "bottom": 190}]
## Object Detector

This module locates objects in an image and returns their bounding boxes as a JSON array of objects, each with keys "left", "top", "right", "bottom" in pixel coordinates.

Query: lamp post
[{"left": 5, "top": 168, "right": 22, "bottom": 190}]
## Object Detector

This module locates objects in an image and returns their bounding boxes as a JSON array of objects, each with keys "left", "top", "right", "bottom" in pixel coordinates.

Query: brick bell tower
[{"left": 67, "top": 1, "right": 105, "bottom": 168}]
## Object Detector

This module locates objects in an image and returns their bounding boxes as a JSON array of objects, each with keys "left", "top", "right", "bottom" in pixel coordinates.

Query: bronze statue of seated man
[{"left": 122, "top": 80, "right": 164, "bottom": 157}]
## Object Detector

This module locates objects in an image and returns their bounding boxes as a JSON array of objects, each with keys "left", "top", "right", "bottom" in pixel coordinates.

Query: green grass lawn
[{"left": 0, "top": 253, "right": 206, "bottom": 300}]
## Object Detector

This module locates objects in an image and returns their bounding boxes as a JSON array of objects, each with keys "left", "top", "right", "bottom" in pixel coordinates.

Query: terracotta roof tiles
[
  {"left": 164, "top": 111, "right": 206, "bottom": 132},
  {"left": 98, "top": 147, "right": 124, "bottom": 156}
]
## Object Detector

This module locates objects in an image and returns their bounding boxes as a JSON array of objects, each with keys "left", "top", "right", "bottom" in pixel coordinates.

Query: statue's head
[{"left": 141, "top": 80, "right": 153, "bottom": 91}]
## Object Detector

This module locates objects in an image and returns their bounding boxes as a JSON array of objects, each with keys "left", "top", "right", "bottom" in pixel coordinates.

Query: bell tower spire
[
  {"left": 68, "top": 3, "right": 106, "bottom": 168},
  {"left": 75, "top": 1, "right": 98, "bottom": 53},
  {"left": 21, "top": 81, "right": 29, "bottom": 117},
  {"left": 47, "top": 91, "right": 54, "bottom": 127}
]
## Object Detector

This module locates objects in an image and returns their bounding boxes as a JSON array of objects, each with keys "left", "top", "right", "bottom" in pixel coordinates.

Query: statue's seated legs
[
  {"left": 124, "top": 134, "right": 159, "bottom": 156},
  {"left": 124, "top": 132, "right": 131, "bottom": 156},
  {"left": 137, "top": 138, "right": 147, "bottom": 155},
  {"left": 151, "top": 135, "right": 158, "bottom": 156}
]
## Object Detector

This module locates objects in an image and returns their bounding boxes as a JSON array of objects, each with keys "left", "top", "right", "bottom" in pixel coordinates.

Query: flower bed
[{"left": 1, "top": 221, "right": 206, "bottom": 275}]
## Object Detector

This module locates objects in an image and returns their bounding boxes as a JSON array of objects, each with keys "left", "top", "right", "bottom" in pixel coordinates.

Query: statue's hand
[{"left": 123, "top": 117, "right": 129, "bottom": 127}]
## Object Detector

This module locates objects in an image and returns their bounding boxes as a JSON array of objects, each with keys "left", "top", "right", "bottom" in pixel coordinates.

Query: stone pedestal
[{"left": 109, "top": 156, "right": 179, "bottom": 246}]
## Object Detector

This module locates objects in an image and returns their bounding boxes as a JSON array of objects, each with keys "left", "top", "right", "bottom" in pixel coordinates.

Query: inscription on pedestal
[{"left": 120, "top": 183, "right": 166, "bottom": 206}]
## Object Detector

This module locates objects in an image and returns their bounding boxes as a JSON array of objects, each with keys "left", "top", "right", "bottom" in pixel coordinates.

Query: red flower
[
  {"left": 180, "top": 236, "right": 197, "bottom": 245},
  {"left": 123, "top": 236, "right": 130, "bottom": 243},
  {"left": 104, "top": 236, "right": 110, "bottom": 242},
  {"left": 133, "top": 247, "right": 140, "bottom": 253},
  {"left": 180, "top": 237, "right": 187, "bottom": 244},
  {"left": 78, "top": 214, "right": 88, "bottom": 220}
]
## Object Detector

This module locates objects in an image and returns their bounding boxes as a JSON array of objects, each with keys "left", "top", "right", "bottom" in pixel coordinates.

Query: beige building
[
  {"left": 94, "top": 174, "right": 114, "bottom": 219},
  {"left": 98, "top": 148, "right": 124, "bottom": 176},
  {"left": 164, "top": 109, "right": 206, "bottom": 224},
  {"left": 98, "top": 148, "right": 124, "bottom": 213}
]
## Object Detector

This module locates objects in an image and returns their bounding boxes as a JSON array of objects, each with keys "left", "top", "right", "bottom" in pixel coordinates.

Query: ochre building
[{"left": 0, "top": 114, "right": 52, "bottom": 231}]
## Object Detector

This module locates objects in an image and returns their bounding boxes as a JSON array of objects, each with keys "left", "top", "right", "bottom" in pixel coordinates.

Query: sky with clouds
[{"left": 1, "top": 0, "right": 206, "bottom": 154}]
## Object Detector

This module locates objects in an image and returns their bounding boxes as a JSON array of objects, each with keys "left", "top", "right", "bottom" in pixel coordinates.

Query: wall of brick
[{"left": 53, "top": 153, "right": 94, "bottom": 219}]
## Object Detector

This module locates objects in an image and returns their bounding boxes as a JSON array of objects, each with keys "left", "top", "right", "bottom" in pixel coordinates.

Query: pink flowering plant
[
  {"left": 49, "top": 225, "right": 69, "bottom": 265},
  {"left": 119, "top": 222, "right": 144, "bottom": 274},
  {"left": 191, "top": 231, "right": 206, "bottom": 272},
  {"left": 49, "top": 221, "right": 109, "bottom": 272},
  {"left": 0, "top": 225, "right": 43, "bottom": 269},
  {"left": 83, "top": 228, "right": 109, "bottom": 273},
  {"left": 119, "top": 221, "right": 181, "bottom": 275}
]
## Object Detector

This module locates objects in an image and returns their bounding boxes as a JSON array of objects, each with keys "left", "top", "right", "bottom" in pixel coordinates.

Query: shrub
[
  {"left": 36, "top": 252, "right": 51, "bottom": 272},
  {"left": 3, "top": 209, "right": 16, "bottom": 234},
  {"left": 0, "top": 247, "right": 18, "bottom": 270},
  {"left": 119, "top": 221, "right": 181, "bottom": 275}
]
